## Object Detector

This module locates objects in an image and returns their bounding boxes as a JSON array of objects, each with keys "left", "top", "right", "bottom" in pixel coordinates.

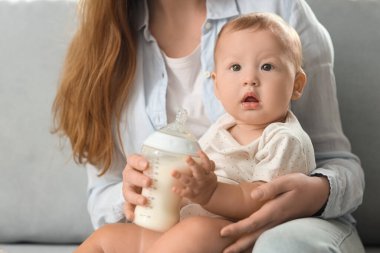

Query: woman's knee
[
  {"left": 252, "top": 218, "right": 360, "bottom": 253},
  {"left": 253, "top": 226, "right": 322, "bottom": 253}
]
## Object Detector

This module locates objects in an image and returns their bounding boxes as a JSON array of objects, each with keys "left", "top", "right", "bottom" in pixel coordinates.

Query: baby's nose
[{"left": 243, "top": 80, "right": 258, "bottom": 86}]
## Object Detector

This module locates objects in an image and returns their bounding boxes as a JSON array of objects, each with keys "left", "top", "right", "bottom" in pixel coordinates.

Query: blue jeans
[{"left": 252, "top": 218, "right": 365, "bottom": 253}]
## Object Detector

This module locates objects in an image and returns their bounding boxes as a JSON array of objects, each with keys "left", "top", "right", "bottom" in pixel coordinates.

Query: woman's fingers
[
  {"left": 122, "top": 173, "right": 148, "bottom": 219},
  {"left": 122, "top": 154, "right": 152, "bottom": 219},
  {"left": 126, "top": 154, "right": 149, "bottom": 171},
  {"left": 220, "top": 173, "right": 330, "bottom": 252},
  {"left": 221, "top": 180, "right": 295, "bottom": 238},
  {"left": 252, "top": 173, "right": 329, "bottom": 217},
  {"left": 222, "top": 223, "right": 274, "bottom": 253},
  {"left": 124, "top": 202, "right": 135, "bottom": 221},
  {"left": 220, "top": 195, "right": 290, "bottom": 253},
  {"left": 124, "top": 184, "right": 146, "bottom": 206},
  {"left": 222, "top": 232, "right": 257, "bottom": 253},
  {"left": 123, "top": 155, "right": 151, "bottom": 188},
  {"left": 250, "top": 175, "right": 291, "bottom": 202},
  {"left": 221, "top": 202, "right": 274, "bottom": 237}
]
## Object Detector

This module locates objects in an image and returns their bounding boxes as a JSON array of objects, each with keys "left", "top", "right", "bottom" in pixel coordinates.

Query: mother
[{"left": 53, "top": 0, "right": 365, "bottom": 252}]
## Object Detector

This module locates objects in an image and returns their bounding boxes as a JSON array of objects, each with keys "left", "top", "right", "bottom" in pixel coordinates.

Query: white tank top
[{"left": 163, "top": 46, "right": 211, "bottom": 139}]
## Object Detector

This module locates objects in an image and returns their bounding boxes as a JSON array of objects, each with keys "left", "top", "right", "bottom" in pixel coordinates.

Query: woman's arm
[
  {"left": 220, "top": 173, "right": 330, "bottom": 253},
  {"left": 86, "top": 147, "right": 127, "bottom": 229},
  {"left": 289, "top": 0, "right": 364, "bottom": 217}
]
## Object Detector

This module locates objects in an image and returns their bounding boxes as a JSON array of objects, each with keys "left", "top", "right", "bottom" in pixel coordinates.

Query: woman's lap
[{"left": 252, "top": 217, "right": 365, "bottom": 253}]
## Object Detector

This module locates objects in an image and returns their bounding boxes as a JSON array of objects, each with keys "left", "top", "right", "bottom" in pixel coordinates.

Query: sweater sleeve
[
  {"left": 286, "top": 0, "right": 365, "bottom": 218},
  {"left": 86, "top": 147, "right": 126, "bottom": 229}
]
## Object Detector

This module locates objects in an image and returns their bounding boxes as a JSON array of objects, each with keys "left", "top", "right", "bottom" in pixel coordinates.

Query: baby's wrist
[{"left": 202, "top": 181, "right": 218, "bottom": 207}]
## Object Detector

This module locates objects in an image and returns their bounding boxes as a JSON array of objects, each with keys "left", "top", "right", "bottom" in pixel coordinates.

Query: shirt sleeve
[
  {"left": 286, "top": 0, "right": 365, "bottom": 218},
  {"left": 86, "top": 147, "right": 126, "bottom": 229},
  {"left": 253, "top": 133, "right": 314, "bottom": 182}
]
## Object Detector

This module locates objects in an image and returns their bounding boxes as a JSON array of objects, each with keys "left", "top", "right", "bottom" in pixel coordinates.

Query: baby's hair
[{"left": 215, "top": 12, "right": 303, "bottom": 72}]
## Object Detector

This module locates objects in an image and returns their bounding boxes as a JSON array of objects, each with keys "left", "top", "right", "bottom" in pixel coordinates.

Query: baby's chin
[{"left": 234, "top": 110, "right": 287, "bottom": 126}]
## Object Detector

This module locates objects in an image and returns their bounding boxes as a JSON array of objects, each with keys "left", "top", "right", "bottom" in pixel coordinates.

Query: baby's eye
[
  {"left": 230, "top": 64, "right": 241, "bottom": 72},
  {"left": 261, "top": 63, "right": 274, "bottom": 71}
]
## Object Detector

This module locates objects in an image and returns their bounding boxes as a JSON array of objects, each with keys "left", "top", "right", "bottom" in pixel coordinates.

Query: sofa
[{"left": 0, "top": 0, "right": 379, "bottom": 252}]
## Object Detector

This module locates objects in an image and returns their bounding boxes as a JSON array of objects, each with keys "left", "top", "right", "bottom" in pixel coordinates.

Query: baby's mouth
[
  {"left": 241, "top": 92, "right": 260, "bottom": 109},
  {"left": 241, "top": 92, "right": 259, "bottom": 103}
]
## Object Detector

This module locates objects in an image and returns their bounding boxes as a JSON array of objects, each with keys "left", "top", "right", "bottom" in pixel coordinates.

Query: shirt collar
[
  {"left": 206, "top": 0, "right": 240, "bottom": 20},
  {"left": 134, "top": 0, "right": 240, "bottom": 32}
]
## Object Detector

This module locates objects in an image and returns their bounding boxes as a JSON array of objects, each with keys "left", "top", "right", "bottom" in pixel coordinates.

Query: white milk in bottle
[{"left": 134, "top": 109, "right": 200, "bottom": 232}]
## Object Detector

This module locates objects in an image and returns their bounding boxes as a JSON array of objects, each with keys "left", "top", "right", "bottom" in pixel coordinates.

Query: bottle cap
[{"left": 143, "top": 109, "right": 200, "bottom": 156}]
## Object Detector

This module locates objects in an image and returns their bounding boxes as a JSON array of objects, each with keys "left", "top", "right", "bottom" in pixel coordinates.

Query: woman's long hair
[{"left": 52, "top": 0, "right": 137, "bottom": 175}]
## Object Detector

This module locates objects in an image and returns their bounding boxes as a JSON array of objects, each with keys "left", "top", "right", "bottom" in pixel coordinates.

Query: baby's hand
[{"left": 172, "top": 150, "right": 217, "bottom": 205}]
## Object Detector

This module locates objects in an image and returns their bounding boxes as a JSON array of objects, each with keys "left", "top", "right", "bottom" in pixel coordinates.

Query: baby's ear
[
  {"left": 211, "top": 71, "right": 217, "bottom": 81},
  {"left": 291, "top": 70, "right": 307, "bottom": 100},
  {"left": 212, "top": 72, "right": 220, "bottom": 99}
]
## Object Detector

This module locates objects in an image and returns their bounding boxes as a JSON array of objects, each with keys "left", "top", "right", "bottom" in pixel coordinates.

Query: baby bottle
[{"left": 134, "top": 109, "right": 200, "bottom": 232}]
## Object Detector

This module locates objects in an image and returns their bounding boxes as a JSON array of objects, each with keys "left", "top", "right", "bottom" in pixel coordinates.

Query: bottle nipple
[
  {"left": 143, "top": 108, "right": 200, "bottom": 155},
  {"left": 174, "top": 108, "right": 187, "bottom": 130}
]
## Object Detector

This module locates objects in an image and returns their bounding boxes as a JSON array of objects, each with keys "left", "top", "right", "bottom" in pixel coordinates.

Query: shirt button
[
  {"left": 204, "top": 22, "right": 212, "bottom": 30},
  {"left": 204, "top": 71, "right": 211, "bottom": 78}
]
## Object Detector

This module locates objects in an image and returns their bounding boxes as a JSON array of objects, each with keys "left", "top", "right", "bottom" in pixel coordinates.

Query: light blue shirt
[{"left": 87, "top": 0, "right": 364, "bottom": 229}]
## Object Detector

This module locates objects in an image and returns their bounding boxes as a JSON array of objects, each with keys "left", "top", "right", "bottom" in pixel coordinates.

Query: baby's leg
[
  {"left": 147, "top": 216, "right": 238, "bottom": 253},
  {"left": 74, "top": 223, "right": 162, "bottom": 253}
]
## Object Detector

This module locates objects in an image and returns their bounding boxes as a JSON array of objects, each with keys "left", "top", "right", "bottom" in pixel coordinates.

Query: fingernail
[
  {"left": 139, "top": 196, "right": 147, "bottom": 205},
  {"left": 220, "top": 228, "right": 228, "bottom": 237},
  {"left": 143, "top": 178, "right": 150, "bottom": 187},
  {"left": 126, "top": 212, "right": 134, "bottom": 222},
  {"left": 139, "top": 160, "right": 148, "bottom": 168}
]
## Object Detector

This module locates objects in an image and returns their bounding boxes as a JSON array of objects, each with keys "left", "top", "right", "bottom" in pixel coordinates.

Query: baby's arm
[
  {"left": 203, "top": 181, "right": 265, "bottom": 220},
  {"left": 206, "top": 131, "right": 314, "bottom": 219},
  {"left": 172, "top": 151, "right": 265, "bottom": 220}
]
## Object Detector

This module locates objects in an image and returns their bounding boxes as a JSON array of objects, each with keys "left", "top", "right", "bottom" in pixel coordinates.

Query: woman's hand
[
  {"left": 172, "top": 150, "right": 217, "bottom": 205},
  {"left": 220, "top": 173, "right": 330, "bottom": 253},
  {"left": 122, "top": 154, "right": 152, "bottom": 221}
]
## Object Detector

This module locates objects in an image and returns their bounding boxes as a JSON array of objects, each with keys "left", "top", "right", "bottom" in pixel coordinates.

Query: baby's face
[{"left": 213, "top": 29, "right": 299, "bottom": 126}]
